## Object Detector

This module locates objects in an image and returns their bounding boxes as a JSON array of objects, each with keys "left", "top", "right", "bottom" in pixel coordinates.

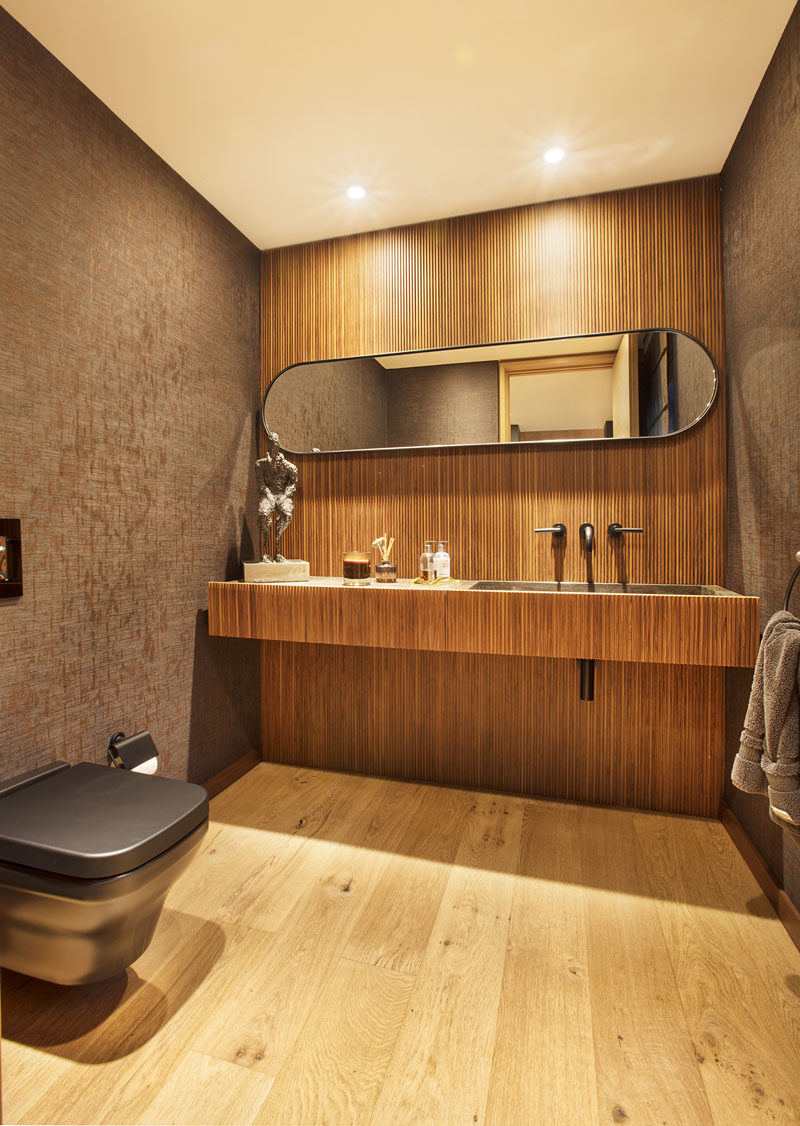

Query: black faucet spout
[{"left": 579, "top": 522, "right": 595, "bottom": 552}]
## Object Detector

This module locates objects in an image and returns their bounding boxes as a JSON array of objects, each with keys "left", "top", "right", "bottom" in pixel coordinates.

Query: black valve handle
[{"left": 608, "top": 523, "right": 643, "bottom": 537}]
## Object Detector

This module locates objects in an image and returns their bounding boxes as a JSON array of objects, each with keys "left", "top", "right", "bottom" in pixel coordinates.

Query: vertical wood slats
[
  {"left": 209, "top": 582, "right": 759, "bottom": 669},
  {"left": 264, "top": 643, "right": 724, "bottom": 817},
  {"left": 262, "top": 176, "right": 724, "bottom": 586},
  {"left": 259, "top": 176, "right": 728, "bottom": 812}
]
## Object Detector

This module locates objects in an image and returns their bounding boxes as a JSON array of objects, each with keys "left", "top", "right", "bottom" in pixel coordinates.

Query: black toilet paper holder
[{"left": 108, "top": 730, "right": 160, "bottom": 771}]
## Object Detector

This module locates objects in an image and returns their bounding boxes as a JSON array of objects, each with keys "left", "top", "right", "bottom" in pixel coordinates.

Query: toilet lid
[{"left": 0, "top": 763, "right": 208, "bottom": 879}]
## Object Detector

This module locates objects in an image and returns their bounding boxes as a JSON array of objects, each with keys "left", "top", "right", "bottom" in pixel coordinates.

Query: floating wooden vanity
[
  {"left": 208, "top": 578, "right": 759, "bottom": 668},
  {"left": 208, "top": 578, "right": 759, "bottom": 819}
]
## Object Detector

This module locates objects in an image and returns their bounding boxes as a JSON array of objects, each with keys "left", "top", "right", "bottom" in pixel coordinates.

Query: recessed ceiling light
[
  {"left": 346, "top": 185, "right": 366, "bottom": 200},
  {"left": 543, "top": 148, "right": 565, "bottom": 164}
]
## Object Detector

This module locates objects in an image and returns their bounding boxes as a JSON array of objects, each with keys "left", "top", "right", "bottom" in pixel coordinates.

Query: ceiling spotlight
[
  {"left": 346, "top": 185, "right": 366, "bottom": 200},
  {"left": 543, "top": 148, "right": 565, "bottom": 164}
]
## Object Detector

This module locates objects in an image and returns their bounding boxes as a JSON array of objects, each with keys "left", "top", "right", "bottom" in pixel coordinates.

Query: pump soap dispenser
[{"left": 432, "top": 541, "right": 450, "bottom": 580}]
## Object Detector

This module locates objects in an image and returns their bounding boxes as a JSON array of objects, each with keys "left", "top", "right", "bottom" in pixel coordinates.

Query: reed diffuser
[{"left": 371, "top": 532, "right": 397, "bottom": 583}]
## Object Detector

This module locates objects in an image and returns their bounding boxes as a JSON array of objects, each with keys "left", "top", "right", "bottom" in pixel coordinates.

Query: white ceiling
[{"left": 5, "top": 0, "right": 795, "bottom": 250}]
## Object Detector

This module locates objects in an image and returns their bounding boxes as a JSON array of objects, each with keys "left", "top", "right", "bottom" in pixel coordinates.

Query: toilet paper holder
[{"left": 108, "top": 731, "right": 159, "bottom": 774}]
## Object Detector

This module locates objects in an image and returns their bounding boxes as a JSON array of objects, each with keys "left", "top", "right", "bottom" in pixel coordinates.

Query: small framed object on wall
[{"left": 0, "top": 518, "right": 22, "bottom": 597}]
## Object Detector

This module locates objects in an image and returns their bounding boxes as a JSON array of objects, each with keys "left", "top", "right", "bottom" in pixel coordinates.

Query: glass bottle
[{"left": 419, "top": 541, "right": 434, "bottom": 582}]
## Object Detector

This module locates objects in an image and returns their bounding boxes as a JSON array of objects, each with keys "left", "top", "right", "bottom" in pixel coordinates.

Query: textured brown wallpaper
[
  {"left": 722, "top": 1, "right": 800, "bottom": 905},
  {"left": 0, "top": 8, "right": 261, "bottom": 784},
  {"left": 265, "top": 355, "right": 499, "bottom": 452},
  {"left": 386, "top": 361, "right": 498, "bottom": 447},
  {"left": 672, "top": 332, "right": 715, "bottom": 433},
  {"left": 265, "top": 357, "right": 388, "bottom": 451}
]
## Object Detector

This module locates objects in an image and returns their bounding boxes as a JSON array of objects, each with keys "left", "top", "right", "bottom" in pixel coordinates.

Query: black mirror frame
[{"left": 261, "top": 327, "right": 719, "bottom": 456}]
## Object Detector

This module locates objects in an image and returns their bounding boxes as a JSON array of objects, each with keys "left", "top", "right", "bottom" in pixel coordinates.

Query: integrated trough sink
[{"left": 469, "top": 580, "right": 725, "bottom": 596}]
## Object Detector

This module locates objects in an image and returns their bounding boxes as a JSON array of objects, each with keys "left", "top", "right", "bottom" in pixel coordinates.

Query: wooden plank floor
[{"left": 3, "top": 763, "right": 800, "bottom": 1125}]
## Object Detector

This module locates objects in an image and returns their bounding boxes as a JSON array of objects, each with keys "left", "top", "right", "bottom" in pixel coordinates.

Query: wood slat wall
[
  {"left": 263, "top": 176, "right": 725, "bottom": 586},
  {"left": 267, "top": 644, "right": 724, "bottom": 817},
  {"left": 259, "top": 176, "right": 728, "bottom": 812}
]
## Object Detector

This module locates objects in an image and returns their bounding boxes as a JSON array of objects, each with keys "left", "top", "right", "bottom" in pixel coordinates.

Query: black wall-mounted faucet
[{"left": 579, "top": 522, "right": 595, "bottom": 552}]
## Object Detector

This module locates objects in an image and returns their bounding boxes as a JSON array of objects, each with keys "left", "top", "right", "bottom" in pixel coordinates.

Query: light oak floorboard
[
  {"left": 370, "top": 794, "right": 525, "bottom": 1126},
  {"left": 169, "top": 768, "right": 390, "bottom": 934},
  {"left": 343, "top": 783, "right": 474, "bottom": 973},
  {"left": 8, "top": 918, "right": 261, "bottom": 1125},
  {"left": 188, "top": 776, "right": 420, "bottom": 1076},
  {"left": 138, "top": 1050, "right": 275, "bottom": 1126},
  {"left": 255, "top": 959, "right": 414, "bottom": 1125},
  {"left": 580, "top": 805, "right": 714, "bottom": 1124},
  {"left": 485, "top": 801, "right": 599, "bottom": 1124},
  {"left": 0, "top": 1046, "right": 74, "bottom": 1126},
  {"left": 635, "top": 813, "right": 800, "bottom": 1121},
  {"left": 209, "top": 763, "right": 359, "bottom": 830},
  {"left": 188, "top": 835, "right": 391, "bottom": 1074},
  {"left": 683, "top": 816, "right": 800, "bottom": 1043},
  {"left": 2, "top": 765, "right": 800, "bottom": 1126}
]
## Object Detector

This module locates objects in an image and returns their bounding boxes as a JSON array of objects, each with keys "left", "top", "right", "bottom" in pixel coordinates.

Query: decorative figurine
[
  {"left": 256, "top": 430, "right": 298, "bottom": 563},
  {"left": 243, "top": 431, "right": 309, "bottom": 583}
]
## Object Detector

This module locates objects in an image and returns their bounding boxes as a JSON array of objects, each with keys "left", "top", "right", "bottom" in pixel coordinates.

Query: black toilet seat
[{"left": 0, "top": 762, "right": 208, "bottom": 879}]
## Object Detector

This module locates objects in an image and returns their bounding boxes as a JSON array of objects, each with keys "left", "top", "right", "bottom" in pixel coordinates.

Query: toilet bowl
[{"left": 0, "top": 760, "right": 208, "bottom": 985}]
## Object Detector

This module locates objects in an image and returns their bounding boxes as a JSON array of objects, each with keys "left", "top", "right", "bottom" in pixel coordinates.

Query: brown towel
[{"left": 731, "top": 610, "right": 800, "bottom": 832}]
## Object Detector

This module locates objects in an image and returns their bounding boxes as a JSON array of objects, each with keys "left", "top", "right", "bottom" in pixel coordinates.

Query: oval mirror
[{"left": 262, "top": 330, "right": 717, "bottom": 454}]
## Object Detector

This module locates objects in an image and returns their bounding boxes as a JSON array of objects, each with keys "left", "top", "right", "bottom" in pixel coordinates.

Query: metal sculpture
[{"left": 256, "top": 431, "right": 298, "bottom": 562}]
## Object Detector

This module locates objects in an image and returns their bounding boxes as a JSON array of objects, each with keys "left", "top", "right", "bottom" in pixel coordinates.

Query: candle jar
[{"left": 342, "top": 551, "right": 371, "bottom": 586}]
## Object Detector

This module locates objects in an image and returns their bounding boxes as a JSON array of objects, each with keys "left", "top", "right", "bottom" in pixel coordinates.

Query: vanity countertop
[
  {"left": 223, "top": 575, "right": 744, "bottom": 596},
  {"left": 227, "top": 575, "right": 468, "bottom": 589},
  {"left": 208, "top": 577, "right": 759, "bottom": 668}
]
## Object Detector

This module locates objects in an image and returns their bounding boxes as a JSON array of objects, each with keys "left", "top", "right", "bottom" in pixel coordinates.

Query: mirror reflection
[{"left": 263, "top": 330, "right": 716, "bottom": 454}]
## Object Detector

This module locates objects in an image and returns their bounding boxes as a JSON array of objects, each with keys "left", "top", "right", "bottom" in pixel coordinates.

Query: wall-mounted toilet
[{"left": 0, "top": 760, "right": 208, "bottom": 985}]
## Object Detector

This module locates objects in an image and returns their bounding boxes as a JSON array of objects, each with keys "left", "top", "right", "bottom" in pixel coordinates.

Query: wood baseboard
[
  {"left": 202, "top": 748, "right": 261, "bottom": 799},
  {"left": 720, "top": 803, "right": 800, "bottom": 953}
]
